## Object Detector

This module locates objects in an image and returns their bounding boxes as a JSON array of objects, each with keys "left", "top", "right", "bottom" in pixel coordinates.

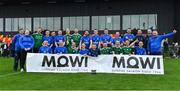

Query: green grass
[{"left": 0, "top": 57, "right": 180, "bottom": 90}]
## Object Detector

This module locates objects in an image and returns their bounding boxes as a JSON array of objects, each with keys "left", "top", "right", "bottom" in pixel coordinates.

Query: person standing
[
  {"left": 148, "top": 30, "right": 177, "bottom": 55},
  {"left": 80, "top": 31, "right": 91, "bottom": 49},
  {"left": 90, "top": 30, "right": 101, "bottom": 49},
  {"left": 101, "top": 29, "right": 112, "bottom": 47},
  {"left": 12, "top": 29, "right": 24, "bottom": 72},
  {"left": 19, "top": 30, "right": 34, "bottom": 72},
  {"left": 71, "top": 28, "right": 81, "bottom": 48},
  {"left": 32, "top": 28, "right": 43, "bottom": 53}
]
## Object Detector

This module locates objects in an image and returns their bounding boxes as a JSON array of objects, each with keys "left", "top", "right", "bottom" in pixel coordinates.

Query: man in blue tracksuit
[
  {"left": 19, "top": 30, "right": 34, "bottom": 72},
  {"left": 90, "top": 30, "right": 101, "bottom": 48},
  {"left": 148, "top": 30, "right": 177, "bottom": 55},
  {"left": 42, "top": 30, "right": 53, "bottom": 47},
  {"left": 55, "top": 30, "right": 65, "bottom": 47},
  {"left": 123, "top": 28, "right": 135, "bottom": 42},
  {"left": 12, "top": 29, "right": 24, "bottom": 72},
  {"left": 101, "top": 29, "right": 112, "bottom": 47},
  {"left": 54, "top": 40, "right": 67, "bottom": 54},
  {"left": 80, "top": 31, "right": 91, "bottom": 49},
  {"left": 134, "top": 41, "right": 146, "bottom": 55},
  {"left": 39, "top": 41, "right": 52, "bottom": 54}
]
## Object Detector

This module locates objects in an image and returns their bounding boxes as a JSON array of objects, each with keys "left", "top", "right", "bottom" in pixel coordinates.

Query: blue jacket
[
  {"left": 91, "top": 35, "right": 101, "bottom": 47},
  {"left": 55, "top": 35, "right": 65, "bottom": 42},
  {"left": 79, "top": 49, "right": 89, "bottom": 55},
  {"left": 112, "top": 37, "right": 123, "bottom": 44},
  {"left": 39, "top": 46, "right": 52, "bottom": 53},
  {"left": 42, "top": 36, "right": 53, "bottom": 46},
  {"left": 101, "top": 34, "right": 112, "bottom": 43},
  {"left": 123, "top": 33, "right": 135, "bottom": 41},
  {"left": 54, "top": 46, "right": 67, "bottom": 54},
  {"left": 148, "top": 32, "right": 175, "bottom": 53},
  {"left": 19, "top": 35, "right": 34, "bottom": 49},
  {"left": 135, "top": 46, "right": 146, "bottom": 55},
  {"left": 12, "top": 34, "right": 24, "bottom": 52},
  {"left": 81, "top": 36, "right": 91, "bottom": 49}
]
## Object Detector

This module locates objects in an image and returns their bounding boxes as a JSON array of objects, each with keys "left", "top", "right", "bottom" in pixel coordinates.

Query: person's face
[
  {"left": 115, "top": 41, "right": 120, "bottom": 46},
  {"left": 92, "top": 45, "right": 96, "bottom": 49},
  {"left": 25, "top": 30, "right": 30, "bottom": 35},
  {"left": 125, "top": 40, "right": 130, "bottom": 46},
  {"left": 46, "top": 31, "right": 50, "bottom": 36},
  {"left": 139, "top": 41, "right": 144, "bottom": 47},
  {"left": 58, "top": 31, "right": 62, "bottom": 35},
  {"left": 84, "top": 31, "right": 89, "bottom": 36},
  {"left": 104, "top": 30, "right": 108, "bottom": 34},
  {"left": 74, "top": 29, "right": 79, "bottom": 33},
  {"left": 19, "top": 30, "right": 24, "bottom": 34},
  {"left": 127, "top": 29, "right": 131, "bottom": 34},
  {"left": 59, "top": 40, "right": 64, "bottom": 46},
  {"left": 72, "top": 42, "right": 76, "bottom": 47},
  {"left": 103, "top": 43, "right": 107, "bottom": 48},
  {"left": 137, "top": 30, "right": 142, "bottom": 34},
  {"left": 147, "top": 30, "right": 152, "bottom": 35},
  {"left": 51, "top": 32, "right": 55, "bottom": 36},
  {"left": 115, "top": 32, "right": 120, "bottom": 38},
  {"left": 152, "top": 31, "right": 158, "bottom": 36},
  {"left": 37, "top": 28, "right": 42, "bottom": 33},
  {"left": 44, "top": 41, "right": 48, "bottom": 46},
  {"left": 94, "top": 30, "right": 98, "bottom": 35},
  {"left": 66, "top": 29, "right": 70, "bottom": 34},
  {"left": 81, "top": 44, "right": 86, "bottom": 49}
]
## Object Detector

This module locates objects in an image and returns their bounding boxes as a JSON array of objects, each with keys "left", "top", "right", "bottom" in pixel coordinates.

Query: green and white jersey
[
  {"left": 112, "top": 46, "right": 123, "bottom": 54},
  {"left": 122, "top": 46, "right": 133, "bottom": 54},
  {"left": 68, "top": 47, "right": 78, "bottom": 54},
  {"left": 100, "top": 47, "right": 112, "bottom": 54},
  {"left": 32, "top": 33, "right": 43, "bottom": 48},
  {"left": 72, "top": 33, "right": 81, "bottom": 47}
]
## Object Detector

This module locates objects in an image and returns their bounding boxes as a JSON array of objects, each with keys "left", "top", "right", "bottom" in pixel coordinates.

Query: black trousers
[
  {"left": 33, "top": 47, "right": 39, "bottom": 53},
  {"left": 20, "top": 49, "right": 32, "bottom": 70},
  {"left": 13, "top": 51, "right": 21, "bottom": 71},
  {"left": 2, "top": 49, "right": 9, "bottom": 57}
]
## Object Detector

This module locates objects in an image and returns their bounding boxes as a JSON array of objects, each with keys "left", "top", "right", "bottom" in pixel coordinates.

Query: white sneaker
[{"left": 20, "top": 69, "right": 24, "bottom": 72}]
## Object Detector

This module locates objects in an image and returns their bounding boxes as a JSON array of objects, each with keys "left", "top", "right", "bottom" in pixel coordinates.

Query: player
[
  {"left": 111, "top": 32, "right": 123, "bottom": 46},
  {"left": 79, "top": 43, "right": 89, "bottom": 55},
  {"left": 55, "top": 30, "right": 65, "bottom": 47},
  {"left": 90, "top": 30, "right": 101, "bottom": 48},
  {"left": 112, "top": 41, "right": 123, "bottom": 54},
  {"left": 100, "top": 42, "right": 112, "bottom": 54},
  {"left": 19, "top": 30, "right": 34, "bottom": 72},
  {"left": 89, "top": 44, "right": 100, "bottom": 57},
  {"left": 122, "top": 40, "right": 138, "bottom": 55},
  {"left": 101, "top": 29, "right": 112, "bottom": 47},
  {"left": 42, "top": 30, "right": 53, "bottom": 47},
  {"left": 64, "top": 28, "right": 73, "bottom": 52},
  {"left": 134, "top": 41, "right": 146, "bottom": 55},
  {"left": 54, "top": 40, "right": 68, "bottom": 54},
  {"left": 123, "top": 28, "right": 135, "bottom": 42},
  {"left": 32, "top": 27, "right": 43, "bottom": 53},
  {"left": 80, "top": 31, "right": 91, "bottom": 49},
  {"left": 39, "top": 41, "right": 52, "bottom": 54},
  {"left": 71, "top": 28, "right": 81, "bottom": 47},
  {"left": 148, "top": 30, "right": 177, "bottom": 55},
  {"left": 68, "top": 42, "right": 78, "bottom": 54}
]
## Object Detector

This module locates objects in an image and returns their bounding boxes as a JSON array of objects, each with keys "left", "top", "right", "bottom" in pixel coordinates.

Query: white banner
[{"left": 26, "top": 53, "right": 164, "bottom": 75}]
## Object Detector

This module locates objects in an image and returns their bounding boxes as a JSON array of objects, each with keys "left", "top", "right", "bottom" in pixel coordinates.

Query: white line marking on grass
[{"left": 0, "top": 72, "right": 21, "bottom": 78}]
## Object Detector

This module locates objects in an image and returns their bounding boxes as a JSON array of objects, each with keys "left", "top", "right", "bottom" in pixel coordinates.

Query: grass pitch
[{"left": 0, "top": 57, "right": 180, "bottom": 90}]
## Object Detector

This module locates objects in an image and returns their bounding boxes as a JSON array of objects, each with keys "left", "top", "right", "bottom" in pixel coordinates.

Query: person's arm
[
  {"left": 129, "top": 39, "right": 138, "bottom": 47},
  {"left": 162, "top": 30, "right": 177, "bottom": 39}
]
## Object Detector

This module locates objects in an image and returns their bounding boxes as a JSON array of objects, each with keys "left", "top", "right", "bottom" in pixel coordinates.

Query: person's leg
[
  {"left": 13, "top": 51, "right": 20, "bottom": 71},
  {"left": 20, "top": 49, "right": 26, "bottom": 71}
]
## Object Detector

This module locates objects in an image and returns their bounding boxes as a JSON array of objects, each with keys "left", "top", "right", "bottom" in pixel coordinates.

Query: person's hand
[{"left": 173, "top": 30, "right": 177, "bottom": 33}]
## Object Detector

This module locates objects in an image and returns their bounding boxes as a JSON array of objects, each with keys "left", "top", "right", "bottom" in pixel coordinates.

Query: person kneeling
[
  {"left": 54, "top": 40, "right": 67, "bottom": 54},
  {"left": 39, "top": 40, "right": 52, "bottom": 54}
]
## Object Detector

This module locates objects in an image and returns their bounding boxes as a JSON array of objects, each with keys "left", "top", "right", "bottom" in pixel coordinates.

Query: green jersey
[
  {"left": 72, "top": 33, "right": 81, "bottom": 47},
  {"left": 112, "top": 46, "right": 123, "bottom": 54},
  {"left": 122, "top": 46, "right": 133, "bottom": 54},
  {"left": 32, "top": 33, "right": 43, "bottom": 48},
  {"left": 100, "top": 47, "right": 112, "bottom": 54},
  {"left": 64, "top": 34, "right": 73, "bottom": 51},
  {"left": 68, "top": 47, "right": 78, "bottom": 54}
]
